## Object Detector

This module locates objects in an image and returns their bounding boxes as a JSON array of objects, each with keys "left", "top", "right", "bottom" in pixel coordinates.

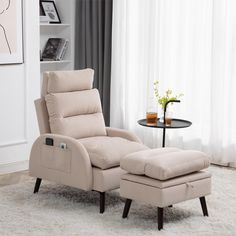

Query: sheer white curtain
[{"left": 111, "top": 0, "right": 236, "bottom": 166}]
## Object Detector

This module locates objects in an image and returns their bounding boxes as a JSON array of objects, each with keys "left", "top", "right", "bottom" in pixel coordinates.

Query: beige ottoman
[{"left": 120, "top": 148, "right": 211, "bottom": 230}]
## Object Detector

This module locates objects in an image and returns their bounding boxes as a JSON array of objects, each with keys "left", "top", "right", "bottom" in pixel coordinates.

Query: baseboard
[
  {"left": 229, "top": 162, "right": 236, "bottom": 168},
  {"left": 211, "top": 161, "right": 236, "bottom": 169},
  {"left": 0, "top": 160, "right": 29, "bottom": 175}
]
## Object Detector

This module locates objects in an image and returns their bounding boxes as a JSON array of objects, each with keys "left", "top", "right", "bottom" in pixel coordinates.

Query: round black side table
[{"left": 138, "top": 118, "right": 192, "bottom": 147}]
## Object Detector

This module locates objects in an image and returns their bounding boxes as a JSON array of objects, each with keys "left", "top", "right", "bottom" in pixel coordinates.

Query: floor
[
  {"left": 0, "top": 170, "right": 32, "bottom": 187},
  {"left": 0, "top": 165, "right": 235, "bottom": 235}
]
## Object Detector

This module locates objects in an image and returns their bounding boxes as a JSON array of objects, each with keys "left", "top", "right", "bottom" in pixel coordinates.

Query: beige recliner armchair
[{"left": 29, "top": 69, "right": 148, "bottom": 213}]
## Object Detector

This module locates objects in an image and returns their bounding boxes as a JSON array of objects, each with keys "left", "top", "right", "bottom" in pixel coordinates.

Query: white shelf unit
[
  {"left": 40, "top": 23, "right": 71, "bottom": 27},
  {"left": 40, "top": 0, "right": 75, "bottom": 77},
  {"left": 40, "top": 60, "right": 71, "bottom": 64}
]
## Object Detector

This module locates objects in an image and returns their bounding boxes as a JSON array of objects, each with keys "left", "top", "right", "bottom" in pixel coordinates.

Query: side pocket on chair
[{"left": 40, "top": 145, "right": 72, "bottom": 173}]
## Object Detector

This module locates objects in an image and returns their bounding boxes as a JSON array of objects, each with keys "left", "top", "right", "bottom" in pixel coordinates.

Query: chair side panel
[{"left": 34, "top": 98, "right": 51, "bottom": 134}]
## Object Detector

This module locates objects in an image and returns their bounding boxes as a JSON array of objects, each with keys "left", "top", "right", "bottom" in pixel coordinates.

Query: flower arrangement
[{"left": 154, "top": 80, "right": 183, "bottom": 110}]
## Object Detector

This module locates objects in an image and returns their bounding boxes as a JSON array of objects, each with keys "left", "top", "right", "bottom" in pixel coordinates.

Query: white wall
[{"left": 0, "top": 1, "right": 40, "bottom": 174}]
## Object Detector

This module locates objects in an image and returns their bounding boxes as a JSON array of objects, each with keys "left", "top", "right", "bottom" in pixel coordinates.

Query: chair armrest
[
  {"left": 106, "top": 127, "right": 142, "bottom": 143},
  {"left": 29, "top": 133, "right": 93, "bottom": 191}
]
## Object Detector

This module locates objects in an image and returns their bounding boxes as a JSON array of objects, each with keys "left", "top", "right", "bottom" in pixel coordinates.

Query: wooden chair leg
[
  {"left": 122, "top": 199, "right": 132, "bottom": 218},
  {"left": 33, "top": 178, "right": 42, "bottom": 193},
  {"left": 200, "top": 197, "right": 209, "bottom": 216},
  {"left": 158, "top": 207, "right": 164, "bottom": 230},
  {"left": 99, "top": 192, "right": 105, "bottom": 214}
]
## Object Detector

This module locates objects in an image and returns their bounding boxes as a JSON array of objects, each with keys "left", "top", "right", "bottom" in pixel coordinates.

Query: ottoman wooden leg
[
  {"left": 199, "top": 196, "right": 208, "bottom": 216},
  {"left": 122, "top": 199, "right": 132, "bottom": 218},
  {"left": 157, "top": 207, "right": 164, "bottom": 230}
]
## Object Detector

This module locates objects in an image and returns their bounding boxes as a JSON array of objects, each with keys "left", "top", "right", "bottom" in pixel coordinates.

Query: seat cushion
[
  {"left": 45, "top": 89, "right": 106, "bottom": 139},
  {"left": 121, "top": 148, "right": 210, "bottom": 180},
  {"left": 92, "top": 167, "right": 126, "bottom": 192},
  {"left": 79, "top": 136, "right": 149, "bottom": 169}
]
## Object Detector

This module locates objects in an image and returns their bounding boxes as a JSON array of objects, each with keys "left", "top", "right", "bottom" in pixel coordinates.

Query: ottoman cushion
[{"left": 121, "top": 148, "right": 210, "bottom": 180}]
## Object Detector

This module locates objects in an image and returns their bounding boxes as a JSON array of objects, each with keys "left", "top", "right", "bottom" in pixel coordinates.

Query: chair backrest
[{"left": 35, "top": 69, "right": 107, "bottom": 139}]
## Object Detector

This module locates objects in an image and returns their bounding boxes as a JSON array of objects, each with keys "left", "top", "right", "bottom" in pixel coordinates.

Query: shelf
[
  {"left": 40, "top": 23, "right": 70, "bottom": 27},
  {"left": 40, "top": 60, "right": 72, "bottom": 65},
  {"left": 39, "top": 0, "right": 75, "bottom": 74}
]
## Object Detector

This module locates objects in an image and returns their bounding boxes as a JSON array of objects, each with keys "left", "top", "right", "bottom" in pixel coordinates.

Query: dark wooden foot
[
  {"left": 158, "top": 207, "right": 164, "bottom": 230},
  {"left": 122, "top": 199, "right": 132, "bottom": 218},
  {"left": 200, "top": 197, "right": 208, "bottom": 216},
  {"left": 99, "top": 192, "right": 105, "bottom": 214},
  {"left": 33, "top": 178, "right": 42, "bottom": 193}
]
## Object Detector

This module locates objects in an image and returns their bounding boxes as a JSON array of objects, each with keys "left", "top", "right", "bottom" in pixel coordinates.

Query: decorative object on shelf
[
  {"left": 154, "top": 80, "right": 183, "bottom": 123},
  {"left": 42, "top": 38, "right": 68, "bottom": 61},
  {"left": 163, "top": 100, "right": 180, "bottom": 125},
  {"left": 0, "top": 0, "right": 23, "bottom": 64},
  {"left": 165, "top": 109, "right": 173, "bottom": 126},
  {"left": 154, "top": 80, "right": 183, "bottom": 110},
  {"left": 40, "top": 0, "right": 49, "bottom": 23},
  {"left": 146, "top": 112, "right": 158, "bottom": 125},
  {"left": 146, "top": 97, "right": 158, "bottom": 125},
  {"left": 40, "top": 1, "right": 61, "bottom": 24}
]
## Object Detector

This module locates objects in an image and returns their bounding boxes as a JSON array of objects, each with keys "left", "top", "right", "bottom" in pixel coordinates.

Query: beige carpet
[{"left": 0, "top": 166, "right": 235, "bottom": 236}]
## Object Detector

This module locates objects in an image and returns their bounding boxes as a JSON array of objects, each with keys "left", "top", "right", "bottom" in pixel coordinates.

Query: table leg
[{"left": 162, "top": 128, "right": 166, "bottom": 147}]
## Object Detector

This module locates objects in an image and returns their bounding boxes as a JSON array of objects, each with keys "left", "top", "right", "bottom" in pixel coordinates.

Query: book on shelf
[
  {"left": 42, "top": 38, "right": 69, "bottom": 61},
  {"left": 57, "top": 40, "right": 69, "bottom": 61}
]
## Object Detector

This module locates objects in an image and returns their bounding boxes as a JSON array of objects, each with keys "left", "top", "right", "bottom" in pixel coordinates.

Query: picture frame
[
  {"left": 39, "top": 1, "right": 50, "bottom": 23},
  {"left": 40, "top": 2, "right": 45, "bottom": 16},
  {"left": 39, "top": 0, "right": 49, "bottom": 24},
  {"left": 40, "top": 1, "right": 61, "bottom": 24},
  {"left": 0, "top": 0, "right": 23, "bottom": 64}
]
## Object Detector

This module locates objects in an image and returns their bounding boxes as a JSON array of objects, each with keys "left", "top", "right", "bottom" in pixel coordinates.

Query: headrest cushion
[{"left": 41, "top": 69, "right": 94, "bottom": 97}]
